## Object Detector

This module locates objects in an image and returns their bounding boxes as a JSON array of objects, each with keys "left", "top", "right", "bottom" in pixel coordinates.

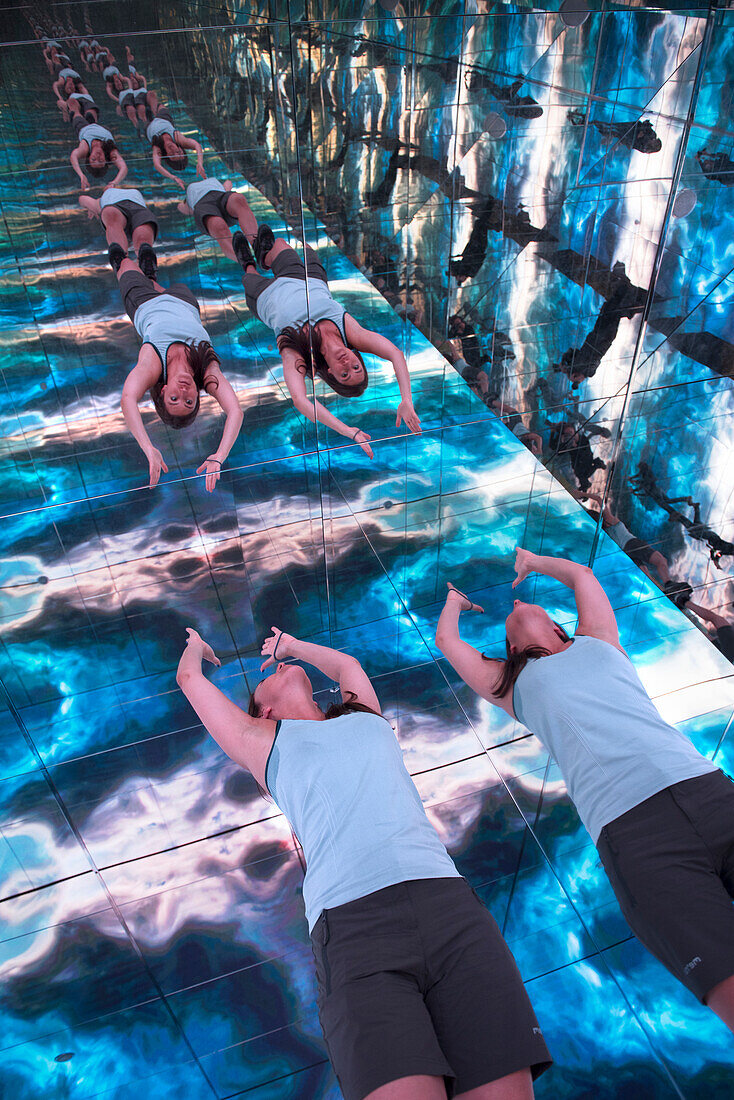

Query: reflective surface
[{"left": 1, "top": 3, "right": 733, "bottom": 1098}]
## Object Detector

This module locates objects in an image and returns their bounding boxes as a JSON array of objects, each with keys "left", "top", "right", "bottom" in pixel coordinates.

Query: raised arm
[
  {"left": 176, "top": 133, "right": 205, "bottom": 176},
  {"left": 70, "top": 142, "right": 89, "bottom": 189},
  {"left": 435, "top": 584, "right": 514, "bottom": 713},
  {"left": 108, "top": 150, "right": 128, "bottom": 187},
  {"left": 260, "top": 627, "right": 381, "bottom": 714},
  {"left": 344, "top": 315, "right": 421, "bottom": 434},
  {"left": 512, "top": 547, "right": 622, "bottom": 651},
  {"left": 121, "top": 343, "right": 169, "bottom": 487},
  {"left": 282, "top": 352, "right": 374, "bottom": 458},
  {"left": 196, "top": 367, "right": 244, "bottom": 492},
  {"left": 151, "top": 145, "right": 185, "bottom": 188},
  {"left": 177, "top": 629, "right": 276, "bottom": 790}
]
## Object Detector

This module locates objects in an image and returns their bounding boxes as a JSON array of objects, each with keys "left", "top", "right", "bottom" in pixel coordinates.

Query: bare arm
[
  {"left": 513, "top": 548, "right": 622, "bottom": 651},
  {"left": 177, "top": 630, "right": 276, "bottom": 786},
  {"left": 121, "top": 344, "right": 169, "bottom": 487},
  {"left": 196, "top": 368, "right": 243, "bottom": 492},
  {"left": 106, "top": 83, "right": 119, "bottom": 102},
  {"left": 344, "top": 315, "right": 421, "bottom": 433},
  {"left": 108, "top": 150, "right": 127, "bottom": 186},
  {"left": 70, "top": 143, "right": 88, "bottom": 188},
  {"left": 176, "top": 133, "right": 205, "bottom": 176},
  {"left": 435, "top": 585, "right": 513, "bottom": 712},
  {"left": 282, "top": 353, "right": 373, "bottom": 457},
  {"left": 261, "top": 628, "right": 381, "bottom": 714},
  {"left": 151, "top": 146, "right": 184, "bottom": 188}
]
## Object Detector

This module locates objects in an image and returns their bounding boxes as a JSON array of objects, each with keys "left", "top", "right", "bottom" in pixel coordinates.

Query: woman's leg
[
  {"left": 124, "top": 102, "right": 137, "bottom": 124},
  {"left": 144, "top": 88, "right": 161, "bottom": 114},
  {"left": 100, "top": 205, "right": 129, "bottom": 250},
  {"left": 649, "top": 550, "right": 670, "bottom": 583},
  {"left": 456, "top": 1068, "right": 534, "bottom": 1100},
  {"left": 203, "top": 213, "right": 237, "bottom": 261},
  {"left": 706, "top": 973, "right": 734, "bottom": 1032},
  {"left": 131, "top": 223, "right": 155, "bottom": 249},
  {"left": 259, "top": 237, "right": 294, "bottom": 270},
  {"left": 365, "top": 1075, "right": 446, "bottom": 1099},
  {"left": 78, "top": 195, "right": 100, "bottom": 217},
  {"left": 222, "top": 190, "right": 258, "bottom": 240}
]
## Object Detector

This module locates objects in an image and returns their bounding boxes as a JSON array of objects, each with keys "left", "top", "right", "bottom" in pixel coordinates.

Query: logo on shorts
[
  {"left": 683, "top": 956, "right": 702, "bottom": 975},
  {"left": 533, "top": 1027, "right": 543, "bottom": 1036}
]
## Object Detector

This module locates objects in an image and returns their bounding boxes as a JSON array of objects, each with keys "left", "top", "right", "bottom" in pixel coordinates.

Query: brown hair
[
  {"left": 484, "top": 623, "right": 572, "bottom": 698},
  {"left": 150, "top": 132, "right": 188, "bottom": 172},
  {"left": 248, "top": 688, "right": 379, "bottom": 721},
  {"left": 277, "top": 323, "right": 369, "bottom": 398},
  {"left": 85, "top": 138, "right": 117, "bottom": 178},
  {"left": 150, "top": 341, "right": 220, "bottom": 428}
]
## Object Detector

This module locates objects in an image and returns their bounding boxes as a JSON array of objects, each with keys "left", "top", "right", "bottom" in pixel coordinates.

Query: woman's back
[
  {"left": 267, "top": 709, "right": 459, "bottom": 929},
  {"left": 513, "top": 634, "right": 716, "bottom": 842}
]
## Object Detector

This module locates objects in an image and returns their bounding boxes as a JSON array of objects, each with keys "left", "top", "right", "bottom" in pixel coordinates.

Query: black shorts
[
  {"left": 119, "top": 88, "right": 135, "bottom": 108},
  {"left": 69, "top": 96, "right": 95, "bottom": 117},
  {"left": 714, "top": 624, "right": 734, "bottom": 662},
  {"left": 310, "top": 877, "right": 552, "bottom": 1100},
  {"left": 243, "top": 243, "right": 328, "bottom": 315},
  {"left": 150, "top": 105, "right": 175, "bottom": 125},
  {"left": 597, "top": 769, "right": 734, "bottom": 1002},
  {"left": 104, "top": 199, "right": 159, "bottom": 244},
  {"left": 118, "top": 270, "right": 199, "bottom": 321},
  {"left": 193, "top": 189, "right": 235, "bottom": 235},
  {"left": 134, "top": 87, "right": 148, "bottom": 102},
  {"left": 624, "top": 536, "right": 655, "bottom": 567}
]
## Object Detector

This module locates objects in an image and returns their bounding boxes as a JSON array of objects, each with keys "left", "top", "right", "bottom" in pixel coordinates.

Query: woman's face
[
  {"left": 324, "top": 345, "right": 365, "bottom": 388},
  {"left": 254, "top": 663, "right": 314, "bottom": 719},
  {"left": 162, "top": 372, "right": 196, "bottom": 416},
  {"left": 87, "top": 143, "right": 107, "bottom": 170}
]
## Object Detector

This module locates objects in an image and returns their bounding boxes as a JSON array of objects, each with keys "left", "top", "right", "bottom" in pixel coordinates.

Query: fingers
[
  {"left": 161, "top": 459, "right": 169, "bottom": 473},
  {"left": 395, "top": 412, "right": 402, "bottom": 427},
  {"left": 259, "top": 657, "right": 275, "bottom": 671}
]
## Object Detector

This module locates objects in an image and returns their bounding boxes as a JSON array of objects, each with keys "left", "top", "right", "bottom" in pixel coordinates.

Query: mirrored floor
[{"left": 1, "top": 3, "right": 733, "bottom": 1098}]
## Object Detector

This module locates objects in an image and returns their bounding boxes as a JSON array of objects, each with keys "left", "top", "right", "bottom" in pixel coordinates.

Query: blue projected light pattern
[{"left": 0, "top": 3, "right": 733, "bottom": 1100}]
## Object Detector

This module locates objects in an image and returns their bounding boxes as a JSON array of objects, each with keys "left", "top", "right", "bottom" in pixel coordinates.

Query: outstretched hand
[
  {"left": 184, "top": 627, "right": 221, "bottom": 666},
  {"left": 446, "top": 581, "right": 484, "bottom": 613},
  {"left": 146, "top": 446, "right": 169, "bottom": 488},
  {"left": 196, "top": 161, "right": 206, "bottom": 180},
  {"left": 512, "top": 547, "right": 537, "bottom": 588},
  {"left": 396, "top": 401, "right": 422, "bottom": 434},
  {"left": 260, "top": 626, "right": 293, "bottom": 670},
  {"left": 197, "top": 456, "right": 222, "bottom": 493},
  {"left": 352, "top": 429, "right": 374, "bottom": 459}
]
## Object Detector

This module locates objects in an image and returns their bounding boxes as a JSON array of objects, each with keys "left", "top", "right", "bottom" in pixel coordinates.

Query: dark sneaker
[
  {"left": 138, "top": 241, "right": 157, "bottom": 280},
  {"left": 232, "top": 230, "right": 255, "bottom": 270},
  {"left": 107, "top": 242, "right": 127, "bottom": 273},
  {"left": 253, "top": 224, "right": 275, "bottom": 268}
]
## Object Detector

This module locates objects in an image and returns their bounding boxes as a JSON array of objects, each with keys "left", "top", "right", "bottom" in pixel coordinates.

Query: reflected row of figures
[{"left": 26, "top": 13, "right": 734, "bottom": 1100}]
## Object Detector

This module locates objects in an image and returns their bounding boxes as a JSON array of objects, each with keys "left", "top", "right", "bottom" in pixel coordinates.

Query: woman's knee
[
  {"left": 101, "top": 206, "right": 125, "bottom": 229},
  {"left": 203, "top": 214, "right": 230, "bottom": 240}
]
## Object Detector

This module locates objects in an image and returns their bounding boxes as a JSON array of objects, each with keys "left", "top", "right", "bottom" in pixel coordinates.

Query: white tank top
[
  {"left": 266, "top": 710, "right": 460, "bottom": 930},
  {"left": 512, "top": 634, "right": 717, "bottom": 843}
]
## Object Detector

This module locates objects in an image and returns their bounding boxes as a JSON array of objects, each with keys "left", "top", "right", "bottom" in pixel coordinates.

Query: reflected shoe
[
  {"left": 138, "top": 242, "right": 157, "bottom": 280},
  {"left": 253, "top": 224, "right": 275, "bottom": 268},
  {"left": 232, "top": 230, "right": 255, "bottom": 270},
  {"left": 663, "top": 579, "right": 693, "bottom": 608},
  {"left": 107, "top": 243, "right": 127, "bottom": 273}
]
